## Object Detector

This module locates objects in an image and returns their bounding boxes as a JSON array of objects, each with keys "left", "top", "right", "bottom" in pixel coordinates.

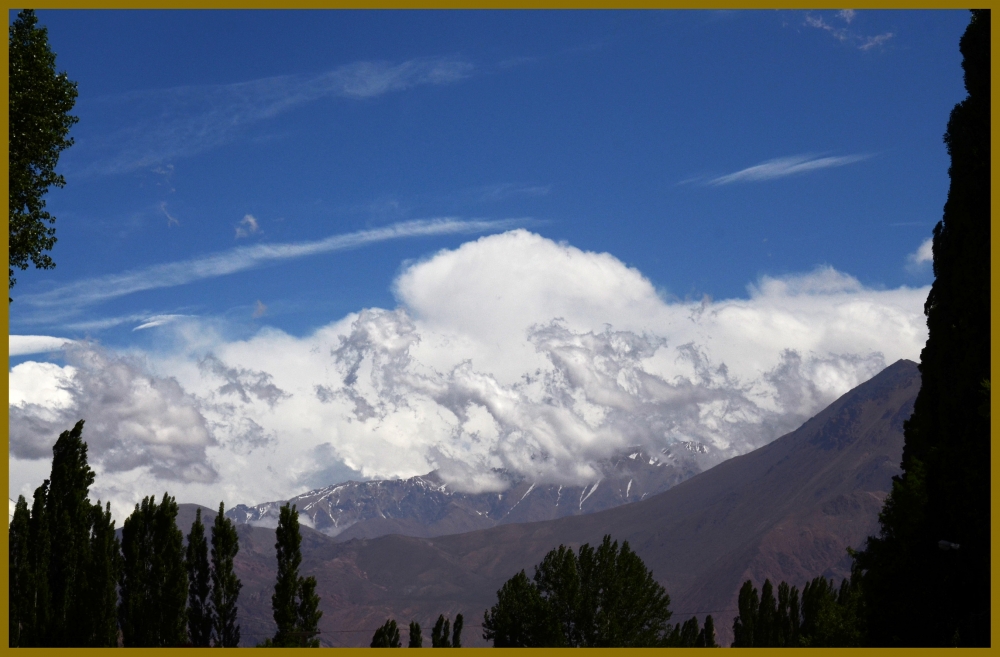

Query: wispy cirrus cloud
[
  {"left": 804, "top": 11, "right": 894, "bottom": 51},
  {"left": 68, "top": 56, "right": 475, "bottom": 176},
  {"left": 707, "top": 153, "right": 872, "bottom": 185},
  {"left": 22, "top": 217, "right": 525, "bottom": 312}
]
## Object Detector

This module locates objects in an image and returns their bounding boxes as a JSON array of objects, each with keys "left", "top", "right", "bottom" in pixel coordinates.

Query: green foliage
[
  {"left": 698, "top": 615, "right": 718, "bottom": 647},
  {"left": 483, "top": 570, "right": 561, "bottom": 647},
  {"left": 731, "top": 580, "right": 758, "bottom": 647},
  {"left": 186, "top": 508, "right": 213, "bottom": 646},
  {"left": 211, "top": 502, "right": 243, "bottom": 647},
  {"left": 119, "top": 493, "right": 189, "bottom": 646},
  {"left": 731, "top": 576, "right": 860, "bottom": 647},
  {"left": 431, "top": 615, "right": 451, "bottom": 647},
  {"left": 7, "top": 421, "right": 120, "bottom": 647},
  {"left": 408, "top": 621, "right": 423, "bottom": 647},
  {"left": 852, "top": 10, "right": 991, "bottom": 647},
  {"left": 452, "top": 613, "right": 463, "bottom": 648},
  {"left": 483, "top": 535, "right": 672, "bottom": 647},
  {"left": 9, "top": 496, "right": 33, "bottom": 647},
  {"left": 665, "top": 616, "right": 702, "bottom": 647},
  {"left": 85, "top": 500, "right": 123, "bottom": 647},
  {"left": 371, "top": 619, "right": 402, "bottom": 647},
  {"left": 267, "top": 503, "right": 322, "bottom": 647},
  {"left": 8, "top": 9, "right": 78, "bottom": 297}
]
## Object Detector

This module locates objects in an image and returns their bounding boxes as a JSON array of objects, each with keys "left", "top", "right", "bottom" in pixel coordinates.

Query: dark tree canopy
[
  {"left": 265, "top": 503, "right": 322, "bottom": 647},
  {"left": 431, "top": 615, "right": 451, "bottom": 648},
  {"left": 371, "top": 619, "right": 401, "bottom": 648},
  {"left": 211, "top": 502, "right": 243, "bottom": 647},
  {"left": 852, "top": 9, "right": 991, "bottom": 647},
  {"left": 7, "top": 421, "right": 121, "bottom": 647},
  {"left": 407, "top": 621, "right": 423, "bottom": 648},
  {"left": 186, "top": 509, "right": 213, "bottom": 647},
  {"left": 119, "top": 493, "right": 189, "bottom": 647},
  {"left": 483, "top": 535, "right": 672, "bottom": 647},
  {"left": 731, "top": 576, "right": 861, "bottom": 648},
  {"left": 8, "top": 9, "right": 78, "bottom": 297}
]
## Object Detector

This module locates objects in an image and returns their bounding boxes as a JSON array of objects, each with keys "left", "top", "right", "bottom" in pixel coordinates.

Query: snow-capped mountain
[{"left": 227, "top": 445, "right": 709, "bottom": 540}]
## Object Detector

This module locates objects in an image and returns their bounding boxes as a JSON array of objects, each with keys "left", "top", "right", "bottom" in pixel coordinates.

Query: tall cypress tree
[
  {"left": 211, "top": 502, "right": 243, "bottom": 647},
  {"left": 186, "top": 508, "right": 213, "bottom": 646},
  {"left": 853, "top": 10, "right": 991, "bottom": 647}
]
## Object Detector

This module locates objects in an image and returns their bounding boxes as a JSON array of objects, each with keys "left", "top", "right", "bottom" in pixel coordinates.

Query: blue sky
[{"left": 9, "top": 10, "right": 966, "bottom": 517}]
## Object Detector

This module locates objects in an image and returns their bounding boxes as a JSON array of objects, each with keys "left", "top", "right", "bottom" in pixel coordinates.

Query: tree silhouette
[
  {"left": 484, "top": 535, "right": 672, "bottom": 647},
  {"left": 265, "top": 503, "right": 321, "bottom": 647},
  {"left": 371, "top": 619, "right": 401, "bottom": 647},
  {"left": 852, "top": 9, "right": 991, "bottom": 647},
  {"left": 186, "top": 508, "right": 213, "bottom": 646},
  {"left": 119, "top": 493, "right": 188, "bottom": 647}
]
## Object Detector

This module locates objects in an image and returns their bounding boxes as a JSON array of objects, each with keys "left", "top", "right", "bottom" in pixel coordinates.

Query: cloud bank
[{"left": 9, "top": 231, "right": 929, "bottom": 521}]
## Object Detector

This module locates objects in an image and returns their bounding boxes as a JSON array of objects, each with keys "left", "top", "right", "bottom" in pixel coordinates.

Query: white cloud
[
  {"left": 10, "top": 344, "right": 216, "bottom": 485},
  {"left": 708, "top": 153, "right": 872, "bottom": 185},
  {"left": 859, "top": 33, "right": 895, "bottom": 51},
  {"left": 69, "top": 56, "right": 475, "bottom": 176},
  {"left": 133, "top": 314, "right": 190, "bottom": 331},
  {"left": 235, "top": 214, "right": 260, "bottom": 239},
  {"left": 160, "top": 202, "right": 180, "bottom": 227},
  {"left": 9, "top": 335, "right": 75, "bottom": 357},
  {"left": 21, "top": 217, "right": 524, "bottom": 313},
  {"left": 9, "top": 231, "right": 929, "bottom": 522},
  {"left": 906, "top": 236, "right": 934, "bottom": 273},
  {"left": 804, "top": 11, "right": 894, "bottom": 51}
]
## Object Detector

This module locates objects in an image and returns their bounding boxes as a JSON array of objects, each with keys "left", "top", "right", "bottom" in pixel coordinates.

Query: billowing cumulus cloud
[
  {"left": 10, "top": 344, "right": 217, "bottom": 483},
  {"left": 9, "top": 231, "right": 929, "bottom": 521}
]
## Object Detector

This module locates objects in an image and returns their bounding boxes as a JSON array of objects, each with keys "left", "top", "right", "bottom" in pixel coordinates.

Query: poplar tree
[
  {"left": 431, "top": 615, "right": 451, "bottom": 647},
  {"left": 9, "top": 497, "right": 33, "bottom": 647},
  {"left": 408, "top": 621, "right": 423, "bottom": 648},
  {"left": 119, "top": 493, "right": 188, "bottom": 646},
  {"left": 267, "top": 503, "right": 322, "bottom": 647},
  {"left": 186, "top": 508, "right": 213, "bottom": 646},
  {"left": 7, "top": 421, "right": 119, "bottom": 647},
  {"left": 211, "top": 502, "right": 243, "bottom": 647},
  {"left": 731, "top": 580, "right": 758, "bottom": 647},
  {"left": 84, "top": 501, "right": 122, "bottom": 647},
  {"left": 371, "top": 619, "right": 401, "bottom": 647}
]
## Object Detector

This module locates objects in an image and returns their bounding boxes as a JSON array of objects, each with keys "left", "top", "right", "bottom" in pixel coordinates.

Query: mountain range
[
  {"left": 182, "top": 358, "right": 919, "bottom": 647},
  {"left": 225, "top": 443, "right": 709, "bottom": 540}
]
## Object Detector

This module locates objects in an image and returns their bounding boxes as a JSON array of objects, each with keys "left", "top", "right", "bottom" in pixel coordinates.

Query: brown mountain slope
[{"left": 185, "top": 359, "right": 918, "bottom": 647}]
